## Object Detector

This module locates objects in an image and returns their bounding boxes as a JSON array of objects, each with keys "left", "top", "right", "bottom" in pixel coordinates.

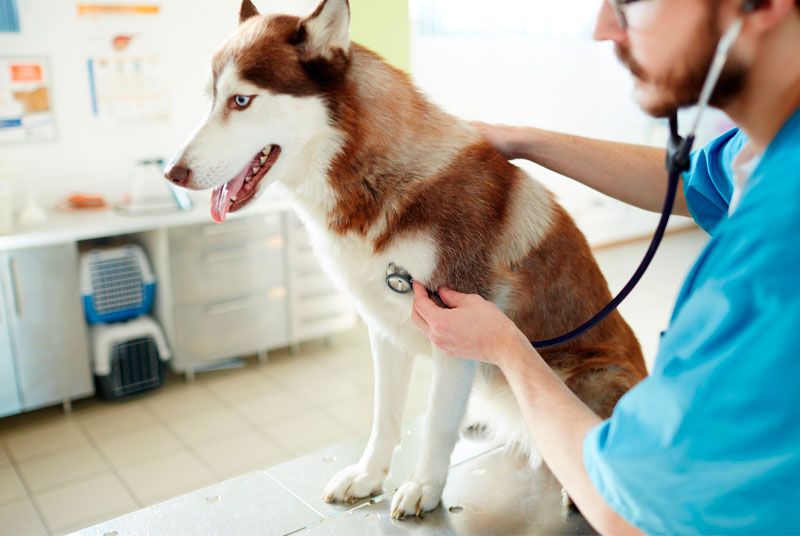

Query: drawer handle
[
  {"left": 205, "top": 297, "right": 254, "bottom": 316},
  {"left": 302, "top": 311, "right": 349, "bottom": 324},
  {"left": 201, "top": 223, "right": 250, "bottom": 237},
  {"left": 266, "top": 235, "right": 284, "bottom": 249},
  {"left": 268, "top": 287, "right": 287, "bottom": 300},
  {"left": 203, "top": 249, "right": 253, "bottom": 264},
  {"left": 300, "top": 288, "right": 339, "bottom": 301},
  {"left": 296, "top": 267, "right": 322, "bottom": 278}
]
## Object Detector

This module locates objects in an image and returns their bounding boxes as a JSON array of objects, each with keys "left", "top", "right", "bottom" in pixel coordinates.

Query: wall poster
[{"left": 0, "top": 58, "right": 56, "bottom": 143}]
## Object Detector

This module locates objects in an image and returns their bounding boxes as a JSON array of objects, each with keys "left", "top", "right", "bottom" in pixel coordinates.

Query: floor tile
[
  {"left": 75, "top": 401, "right": 157, "bottom": 441},
  {"left": 285, "top": 375, "right": 365, "bottom": 405},
  {"left": 117, "top": 450, "right": 216, "bottom": 504},
  {"left": 193, "top": 429, "right": 290, "bottom": 479},
  {"left": 93, "top": 423, "right": 183, "bottom": 468},
  {"left": 15, "top": 444, "right": 108, "bottom": 493},
  {"left": 32, "top": 471, "right": 136, "bottom": 533},
  {"left": 323, "top": 396, "right": 373, "bottom": 434},
  {"left": 142, "top": 382, "right": 219, "bottom": 421},
  {"left": 52, "top": 503, "right": 139, "bottom": 536},
  {"left": 260, "top": 410, "right": 353, "bottom": 456},
  {"left": 259, "top": 355, "right": 334, "bottom": 386},
  {"left": 198, "top": 365, "right": 284, "bottom": 403},
  {"left": 0, "top": 406, "right": 68, "bottom": 436},
  {"left": 167, "top": 407, "right": 250, "bottom": 445},
  {"left": 0, "top": 465, "right": 26, "bottom": 505},
  {"left": 0, "top": 496, "right": 46, "bottom": 536},
  {"left": 231, "top": 389, "right": 313, "bottom": 425},
  {"left": 0, "top": 444, "right": 9, "bottom": 467},
  {"left": 3, "top": 418, "right": 88, "bottom": 463}
]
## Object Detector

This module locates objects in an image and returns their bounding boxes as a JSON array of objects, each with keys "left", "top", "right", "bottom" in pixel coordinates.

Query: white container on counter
[{"left": 0, "top": 179, "right": 13, "bottom": 234}]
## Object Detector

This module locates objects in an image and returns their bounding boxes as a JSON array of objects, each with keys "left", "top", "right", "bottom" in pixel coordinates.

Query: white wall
[
  {"left": 408, "top": 3, "right": 733, "bottom": 244},
  {"left": 0, "top": 0, "right": 318, "bottom": 208}
]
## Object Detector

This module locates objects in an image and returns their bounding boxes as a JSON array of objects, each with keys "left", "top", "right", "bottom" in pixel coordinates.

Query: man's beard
[{"left": 614, "top": 24, "right": 747, "bottom": 118}]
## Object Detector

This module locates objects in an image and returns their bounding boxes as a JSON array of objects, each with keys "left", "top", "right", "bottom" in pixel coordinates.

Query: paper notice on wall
[
  {"left": 76, "top": 3, "right": 159, "bottom": 17},
  {"left": 0, "top": 58, "right": 56, "bottom": 144},
  {"left": 87, "top": 55, "right": 169, "bottom": 123},
  {"left": 0, "top": 0, "right": 20, "bottom": 32}
]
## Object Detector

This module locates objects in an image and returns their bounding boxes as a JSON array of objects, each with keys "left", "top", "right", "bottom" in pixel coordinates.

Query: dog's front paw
[
  {"left": 390, "top": 478, "right": 445, "bottom": 519},
  {"left": 323, "top": 464, "right": 385, "bottom": 504}
]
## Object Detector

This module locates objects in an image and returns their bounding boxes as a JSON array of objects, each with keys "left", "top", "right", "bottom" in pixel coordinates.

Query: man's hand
[
  {"left": 411, "top": 281, "right": 525, "bottom": 363},
  {"left": 471, "top": 121, "right": 529, "bottom": 160}
]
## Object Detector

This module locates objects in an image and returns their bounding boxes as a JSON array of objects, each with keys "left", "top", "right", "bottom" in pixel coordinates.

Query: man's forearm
[
  {"left": 511, "top": 126, "right": 690, "bottom": 217},
  {"left": 498, "top": 332, "right": 642, "bottom": 535}
]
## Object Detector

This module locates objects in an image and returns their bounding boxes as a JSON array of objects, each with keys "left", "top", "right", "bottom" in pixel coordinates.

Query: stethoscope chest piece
[{"left": 386, "top": 263, "right": 413, "bottom": 294}]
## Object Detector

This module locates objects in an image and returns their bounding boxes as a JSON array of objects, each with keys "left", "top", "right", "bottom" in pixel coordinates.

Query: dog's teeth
[
  {"left": 252, "top": 166, "right": 259, "bottom": 174},
  {"left": 260, "top": 156, "right": 267, "bottom": 164},
  {"left": 262, "top": 148, "right": 270, "bottom": 156},
  {"left": 231, "top": 195, "right": 237, "bottom": 202}
]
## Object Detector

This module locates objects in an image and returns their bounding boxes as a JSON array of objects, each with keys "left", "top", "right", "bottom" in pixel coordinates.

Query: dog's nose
[{"left": 164, "top": 163, "right": 192, "bottom": 186}]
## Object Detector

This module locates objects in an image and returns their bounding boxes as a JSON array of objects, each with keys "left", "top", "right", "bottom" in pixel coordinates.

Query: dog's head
[{"left": 164, "top": 0, "right": 351, "bottom": 223}]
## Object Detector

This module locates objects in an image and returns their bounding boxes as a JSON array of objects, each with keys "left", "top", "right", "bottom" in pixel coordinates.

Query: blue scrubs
[{"left": 583, "top": 108, "right": 800, "bottom": 535}]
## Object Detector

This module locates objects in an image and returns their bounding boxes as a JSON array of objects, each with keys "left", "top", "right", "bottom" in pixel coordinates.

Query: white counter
[
  {"left": 0, "top": 185, "right": 696, "bottom": 253},
  {"left": 0, "top": 191, "right": 293, "bottom": 251}
]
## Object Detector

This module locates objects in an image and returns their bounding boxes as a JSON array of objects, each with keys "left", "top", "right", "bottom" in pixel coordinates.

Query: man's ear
[
  {"left": 298, "top": 0, "right": 351, "bottom": 59},
  {"left": 240, "top": 0, "right": 260, "bottom": 24}
]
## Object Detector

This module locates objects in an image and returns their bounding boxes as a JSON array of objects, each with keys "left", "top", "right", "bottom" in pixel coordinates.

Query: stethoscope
[{"left": 387, "top": 14, "right": 747, "bottom": 349}]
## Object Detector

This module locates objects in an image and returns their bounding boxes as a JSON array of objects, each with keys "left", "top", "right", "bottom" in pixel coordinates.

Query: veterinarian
[{"left": 411, "top": 0, "right": 800, "bottom": 534}]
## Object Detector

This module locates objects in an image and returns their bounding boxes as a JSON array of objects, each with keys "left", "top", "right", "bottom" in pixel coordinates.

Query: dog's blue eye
[{"left": 233, "top": 95, "right": 252, "bottom": 109}]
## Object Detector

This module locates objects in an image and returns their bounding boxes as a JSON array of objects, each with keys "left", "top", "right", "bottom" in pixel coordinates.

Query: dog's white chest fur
[{"left": 303, "top": 219, "right": 437, "bottom": 355}]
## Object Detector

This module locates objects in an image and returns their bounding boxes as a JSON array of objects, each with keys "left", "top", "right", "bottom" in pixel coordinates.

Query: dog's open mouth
[{"left": 210, "top": 145, "right": 281, "bottom": 223}]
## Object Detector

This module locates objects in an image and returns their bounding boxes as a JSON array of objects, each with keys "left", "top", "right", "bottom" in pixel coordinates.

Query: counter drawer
[
  {"left": 168, "top": 214, "right": 282, "bottom": 253},
  {"left": 294, "top": 289, "right": 354, "bottom": 322},
  {"left": 293, "top": 312, "right": 358, "bottom": 342},
  {"left": 173, "top": 289, "right": 289, "bottom": 365},
  {"left": 170, "top": 239, "right": 285, "bottom": 306}
]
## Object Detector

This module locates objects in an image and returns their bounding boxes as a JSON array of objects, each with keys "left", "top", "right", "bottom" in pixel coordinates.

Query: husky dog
[{"left": 165, "top": 0, "right": 647, "bottom": 519}]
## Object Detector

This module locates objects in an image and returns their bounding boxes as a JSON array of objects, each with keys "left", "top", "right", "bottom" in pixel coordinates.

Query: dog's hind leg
[
  {"left": 390, "top": 348, "right": 477, "bottom": 519},
  {"left": 323, "top": 328, "right": 415, "bottom": 504}
]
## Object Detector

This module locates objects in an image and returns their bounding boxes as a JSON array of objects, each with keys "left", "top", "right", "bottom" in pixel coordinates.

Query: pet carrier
[
  {"left": 91, "top": 316, "right": 171, "bottom": 400},
  {"left": 80, "top": 245, "right": 156, "bottom": 324}
]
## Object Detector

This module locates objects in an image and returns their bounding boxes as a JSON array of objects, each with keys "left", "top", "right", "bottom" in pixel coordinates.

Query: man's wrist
[
  {"left": 496, "top": 323, "right": 538, "bottom": 372},
  {"left": 510, "top": 126, "right": 542, "bottom": 161}
]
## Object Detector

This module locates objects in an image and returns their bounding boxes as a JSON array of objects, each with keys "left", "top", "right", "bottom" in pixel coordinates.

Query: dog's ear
[
  {"left": 298, "top": 0, "right": 351, "bottom": 59},
  {"left": 239, "top": 0, "right": 260, "bottom": 24}
]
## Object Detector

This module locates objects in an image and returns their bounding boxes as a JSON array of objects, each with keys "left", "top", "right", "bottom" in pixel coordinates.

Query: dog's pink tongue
[{"left": 210, "top": 170, "right": 247, "bottom": 223}]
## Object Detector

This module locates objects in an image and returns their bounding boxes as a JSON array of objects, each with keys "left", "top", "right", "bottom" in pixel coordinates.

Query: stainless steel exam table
[{"left": 73, "top": 419, "right": 597, "bottom": 535}]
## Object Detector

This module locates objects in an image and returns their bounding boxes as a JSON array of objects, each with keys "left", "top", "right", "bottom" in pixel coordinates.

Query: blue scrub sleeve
[
  {"left": 681, "top": 128, "right": 748, "bottom": 235},
  {"left": 582, "top": 230, "right": 800, "bottom": 535}
]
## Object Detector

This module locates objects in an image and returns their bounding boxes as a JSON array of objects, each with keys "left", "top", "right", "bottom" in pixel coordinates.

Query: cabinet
[
  {"left": 0, "top": 284, "right": 21, "bottom": 417},
  {"left": 0, "top": 244, "right": 93, "bottom": 413},
  {"left": 167, "top": 214, "right": 290, "bottom": 376},
  {"left": 286, "top": 215, "right": 357, "bottom": 344}
]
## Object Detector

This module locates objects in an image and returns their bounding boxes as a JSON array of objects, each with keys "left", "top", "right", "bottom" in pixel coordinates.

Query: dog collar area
[{"left": 386, "top": 263, "right": 413, "bottom": 294}]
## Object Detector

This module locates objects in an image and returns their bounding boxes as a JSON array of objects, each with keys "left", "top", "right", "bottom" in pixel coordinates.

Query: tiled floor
[
  {"left": 0, "top": 228, "right": 709, "bottom": 536},
  {"left": 0, "top": 327, "right": 434, "bottom": 535}
]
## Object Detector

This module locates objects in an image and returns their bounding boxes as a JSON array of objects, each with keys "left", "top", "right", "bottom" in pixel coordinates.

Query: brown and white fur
[{"left": 165, "top": 0, "right": 647, "bottom": 519}]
